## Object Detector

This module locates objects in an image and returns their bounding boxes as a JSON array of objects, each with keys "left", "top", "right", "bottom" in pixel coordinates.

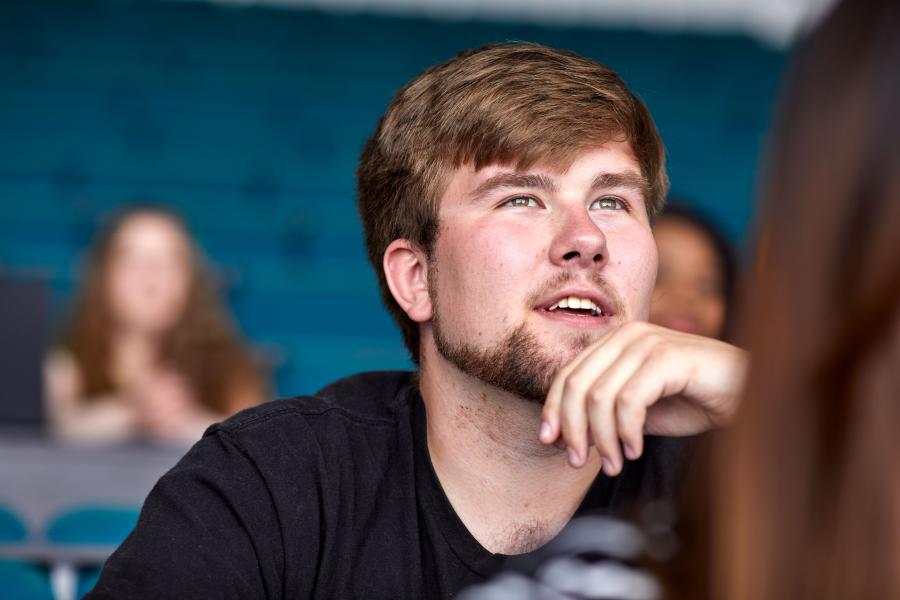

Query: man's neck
[{"left": 418, "top": 345, "right": 602, "bottom": 555}]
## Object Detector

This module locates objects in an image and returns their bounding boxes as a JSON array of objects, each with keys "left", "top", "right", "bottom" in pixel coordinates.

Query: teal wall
[{"left": 0, "top": 0, "right": 786, "bottom": 396}]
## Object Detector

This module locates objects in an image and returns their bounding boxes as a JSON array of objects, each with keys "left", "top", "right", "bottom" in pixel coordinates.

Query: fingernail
[
  {"left": 624, "top": 444, "right": 637, "bottom": 460},
  {"left": 567, "top": 447, "right": 580, "bottom": 466},
  {"left": 539, "top": 421, "right": 552, "bottom": 441},
  {"left": 602, "top": 457, "right": 615, "bottom": 475}
]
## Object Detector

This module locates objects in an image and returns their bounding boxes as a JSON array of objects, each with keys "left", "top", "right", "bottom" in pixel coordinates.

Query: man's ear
[{"left": 383, "top": 239, "right": 433, "bottom": 323}]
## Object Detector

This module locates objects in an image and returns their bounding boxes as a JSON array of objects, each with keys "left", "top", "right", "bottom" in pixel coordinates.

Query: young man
[{"left": 88, "top": 43, "right": 745, "bottom": 599}]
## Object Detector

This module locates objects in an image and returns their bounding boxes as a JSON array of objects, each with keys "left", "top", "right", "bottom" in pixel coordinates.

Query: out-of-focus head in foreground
[{"left": 715, "top": 0, "right": 900, "bottom": 598}]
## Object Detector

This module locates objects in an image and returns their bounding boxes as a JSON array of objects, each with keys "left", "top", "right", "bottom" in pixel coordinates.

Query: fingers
[
  {"left": 582, "top": 342, "right": 657, "bottom": 475},
  {"left": 541, "top": 322, "right": 744, "bottom": 475},
  {"left": 541, "top": 330, "right": 611, "bottom": 447},
  {"left": 543, "top": 360, "right": 594, "bottom": 466},
  {"left": 542, "top": 327, "right": 623, "bottom": 464},
  {"left": 613, "top": 360, "right": 663, "bottom": 462},
  {"left": 543, "top": 323, "right": 652, "bottom": 472}
]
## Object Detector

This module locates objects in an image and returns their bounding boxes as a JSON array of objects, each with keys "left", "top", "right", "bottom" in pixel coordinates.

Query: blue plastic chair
[
  {"left": 0, "top": 561, "right": 54, "bottom": 600},
  {"left": 45, "top": 505, "right": 141, "bottom": 598},
  {"left": 45, "top": 506, "right": 140, "bottom": 545},
  {"left": 76, "top": 567, "right": 102, "bottom": 599},
  {"left": 0, "top": 504, "right": 53, "bottom": 600},
  {"left": 0, "top": 505, "right": 27, "bottom": 542}
]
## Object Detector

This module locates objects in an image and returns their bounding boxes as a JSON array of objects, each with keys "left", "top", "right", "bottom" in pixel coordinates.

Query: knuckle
[
  {"left": 636, "top": 321, "right": 654, "bottom": 334},
  {"left": 587, "top": 387, "right": 606, "bottom": 406},
  {"left": 564, "top": 373, "right": 591, "bottom": 395},
  {"left": 643, "top": 330, "right": 663, "bottom": 346},
  {"left": 617, "top": 389, "right": 638, "bottom": 408},
  {"left": 649, "top": 340, "right": 673, "bottom": 360},
  {"left": 621, "top": 321, "right": 641, "bottom": 335},
  {"left": 562, "top": 377, "right": 580, "bottom": 395}
]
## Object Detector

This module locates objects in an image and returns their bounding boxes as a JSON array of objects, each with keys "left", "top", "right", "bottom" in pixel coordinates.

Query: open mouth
[{"left": 544, "top": 296, "right": 605, "bottom": 318}]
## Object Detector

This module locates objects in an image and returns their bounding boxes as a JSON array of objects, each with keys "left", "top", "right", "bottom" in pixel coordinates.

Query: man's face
[{"left": 426, "top": 141, "right": 658, "bottom": 401}]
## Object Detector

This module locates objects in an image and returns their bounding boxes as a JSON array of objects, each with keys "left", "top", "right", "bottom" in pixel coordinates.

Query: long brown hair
[
  {"left": 713, "top": 0, "right": 900, "bottom": 598},
  {"left": 61, "top": 205, "right": 265, "bottom": 413}
]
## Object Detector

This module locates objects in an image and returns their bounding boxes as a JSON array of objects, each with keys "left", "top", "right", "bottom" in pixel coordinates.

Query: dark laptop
[{"left": 0, "top": 277, "right": 49, "bottom": 430}]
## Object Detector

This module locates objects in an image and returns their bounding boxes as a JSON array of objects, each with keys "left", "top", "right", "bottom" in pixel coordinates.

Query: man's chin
[
  {"left": 535, "top": 332, "right": 595, "bottom": 367},
  {"left": 433, "top": 322, "right": 589, "bottom": 403}
]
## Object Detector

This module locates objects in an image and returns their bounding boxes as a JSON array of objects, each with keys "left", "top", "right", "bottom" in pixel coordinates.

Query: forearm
[{"left": 49, "top": 395, "right": 140, "bottom": 444}]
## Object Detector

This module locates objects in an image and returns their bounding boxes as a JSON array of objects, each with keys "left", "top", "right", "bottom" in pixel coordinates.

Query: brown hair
[
  {"left": 711, "top": 1, "right": 900, "bottom": 598},
  {"left": 61, "top": 205, "right": 266, "bottom": 414},
  {"left": 356, "top": 42, "right": 668, "bottom": 362}
]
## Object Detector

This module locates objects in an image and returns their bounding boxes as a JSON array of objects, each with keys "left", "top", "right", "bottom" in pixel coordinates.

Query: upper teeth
[{"left": 548, "top": 296, "right": 603, "bottom": 316}]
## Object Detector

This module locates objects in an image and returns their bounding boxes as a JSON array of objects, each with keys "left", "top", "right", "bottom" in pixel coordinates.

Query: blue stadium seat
[
  {"left": 0, "top": 562, "right": 54, "bottom": 600},
  {"left": 76, "top": 567, "right": 101, "bottom": 600},
  {"left": 0, "top": 504, "right": 53, "bottom": 600},
  {"left": 45, "top": 506, "right": 140, "bottom": 546},
  {"left": 45, "top": 505, "right": 141, "bottom": 598},
  {"left": 0, "top": 505, "right": 27, "bottom": 542}
]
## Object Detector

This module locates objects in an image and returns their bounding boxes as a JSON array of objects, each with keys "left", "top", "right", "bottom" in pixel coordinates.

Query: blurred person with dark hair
[
  {"left": 649, "top": 204, "right": 736, "bottom": 341},
  {"left": 682, "top": 0, "right": 900, "bottom": 598},
  {"left": 45, "top": 206, "right": 266, "bottom": 445},
  {"left": 87, "top": 44, "right": 747, "bottom": 598}
]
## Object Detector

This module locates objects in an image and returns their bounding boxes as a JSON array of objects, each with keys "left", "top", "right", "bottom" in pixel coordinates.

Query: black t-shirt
[{"left": 87, "top": 371, "right": 692, "bottom": 599}]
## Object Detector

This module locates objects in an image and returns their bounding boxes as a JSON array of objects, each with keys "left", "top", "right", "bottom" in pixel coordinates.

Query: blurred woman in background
[
  {"left": 649, "top": 204, "right": 736, "bottom": 341},
  {"left": 710, "top": 0, "right": 900, "bottom": 597},
  {"left": 46, "top": 206, "right": 266, "bottom": 445}
]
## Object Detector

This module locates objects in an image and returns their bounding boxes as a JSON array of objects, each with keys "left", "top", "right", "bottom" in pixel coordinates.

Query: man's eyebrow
[
  {"left": 470, "top": 172, "right": 558, "bottom": 199},
  {"left": 590, "top": 172, "right": 649, "bottom": 196}
]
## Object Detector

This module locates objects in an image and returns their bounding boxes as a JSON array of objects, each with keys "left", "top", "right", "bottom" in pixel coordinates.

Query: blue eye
[
  {"left": 503, "top": 196, "right": 539, "bottom": 208},
  {"left": 591, "top": 197, "right": 627, "bottom": 210}
]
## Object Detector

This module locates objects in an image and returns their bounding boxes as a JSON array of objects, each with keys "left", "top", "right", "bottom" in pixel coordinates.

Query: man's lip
[
  {"left": 536, "top": 307, "right": 615, "bottom": 328},
  {"left": 537, "top": 289, "right": 615, "bottom": 316}
]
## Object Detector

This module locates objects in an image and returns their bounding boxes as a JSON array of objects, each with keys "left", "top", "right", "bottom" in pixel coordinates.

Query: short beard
[
  {"left": 433, "top": 316, "right": 593, "bottom": 403},
  {"left": 426, "top": 257, "right": 597, "bottom": 403},
  {"left": 432, "top": 320, "right": 550, "bottom": 402}
]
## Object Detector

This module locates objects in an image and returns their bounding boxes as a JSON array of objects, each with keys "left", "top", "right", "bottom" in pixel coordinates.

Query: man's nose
[{"left": 548, "top": 207, "right": 608, "bottom": 269}]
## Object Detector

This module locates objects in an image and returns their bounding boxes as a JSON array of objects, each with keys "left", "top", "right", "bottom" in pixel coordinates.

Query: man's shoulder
[{"left": 207, "top": 370, "right": 418, "bottom": 439}]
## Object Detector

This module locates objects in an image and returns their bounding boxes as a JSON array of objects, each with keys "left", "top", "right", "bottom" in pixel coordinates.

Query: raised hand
[{"left": 540, "top": 321, "right": 747, "bottom": 475}]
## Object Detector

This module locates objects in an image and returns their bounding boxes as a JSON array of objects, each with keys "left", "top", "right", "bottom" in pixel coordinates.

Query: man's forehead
[{"left": 440, "top": 143, "right": 646, "bottom": 203}]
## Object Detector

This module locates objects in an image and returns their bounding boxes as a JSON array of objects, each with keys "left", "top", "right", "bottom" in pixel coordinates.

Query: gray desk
[
  {"left": 0, "top": 543, "right": 118, "bottom": 566},
  {"left": 0, "top": 430, "right": 189, "bottom": 600},
  {"left": 0, "top": 429, "right": 187, "bottom": 532}
]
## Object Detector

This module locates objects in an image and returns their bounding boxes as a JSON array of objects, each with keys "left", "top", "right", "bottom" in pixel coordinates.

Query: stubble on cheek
[
  {"left": 433, "top": 317, "right": 594, "bottom": 403},
  {"left": 428, "top": 260, "right": 605, "bottom": 402},
  {"left": 434, "top": 320, "right": 550, "bottom": 402}
]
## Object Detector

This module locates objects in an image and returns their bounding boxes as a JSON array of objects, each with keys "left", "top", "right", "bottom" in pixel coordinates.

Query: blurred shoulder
[
  {"left": 44, "top": 347, "right": 83, "bottom": 400},
  {"left": 45, "top": 346, "right": 79, "bottom": 377}
]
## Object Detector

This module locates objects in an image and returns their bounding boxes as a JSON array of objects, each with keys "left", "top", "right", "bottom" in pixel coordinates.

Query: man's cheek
[{"left": 630, "top": 242, "right": 658, "bottom": 310}]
